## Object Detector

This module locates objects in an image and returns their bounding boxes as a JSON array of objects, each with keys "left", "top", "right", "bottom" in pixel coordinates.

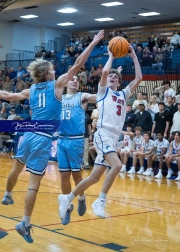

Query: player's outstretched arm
[
  {"left": 128, "top": 46, "right": 143, "bottom": 93},
  {"left": 56, "top": 30, "right": 104, "bottom": 91},
  {"left": 0, "top": 89, "right": 29, "bottom": 101},
  {"left": 100, "top": 48, "right": 114, "bottom": 87}
]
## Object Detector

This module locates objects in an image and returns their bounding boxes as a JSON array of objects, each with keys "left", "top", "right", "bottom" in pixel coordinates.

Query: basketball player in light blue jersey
[
  {"left": 58, "top": 75, "right": 96, "bottom": 225},
  {"left": 0, "top": 28, "right": 104, "bottom": 243},
  {"left": 58, "top": 45, "right": 142, "bottom": 221}
]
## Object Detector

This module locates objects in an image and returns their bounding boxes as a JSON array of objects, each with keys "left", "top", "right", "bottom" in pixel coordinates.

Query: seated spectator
[
  {"left": 152, "top": 131, "right": 169, "bottom": 179},
  {"left": 97, "top": 63, "right": 103, "bottom": 76},
  {"left": 2, "top": 76, "right": 12, "bottom": 92},
  {"left": 136, "top": 46, "right": 143, "bottom": 65},
  {"left": 88, "top": 69, "right": 100, "bottom": 93},
  {"left": 7, "top": 109, "right": 17, "bottom": 120},
  {"left": 127, "top": 126, "right": 143, "bottom": 174},
  {"left": 9, "top": 67, "right": 17, "bottom": 81},
  {"left": 90, "top": 103, "right": 98, "bottom": 120},
  {"left": 165, "top": 131, "right": 180, "bottom": 180},
  {"left": 170, "top": 31, "right": 180, "bottom": 50},
  {"left": 151, "top": 102, "right": 170, "bottom": 140},
  {"left": 132, "top": 92, "right": 148, "bottom": 113},
  {"left": 77, "top": 67, "right": 87, "bottom": 86},
  {"left": 163, "top": 80, "right": 176, "bottom": 104},
  {"left": 35, "top": 50, "right": 42, "bottom": 58},
  {"left": 148, "top": 34, "right": 156, "bottom": 52},
  {"left": 141, "top": 47, "right": 153, "bottom": 67},
  {"left": 67, "top": 46, "right": 76, "bottom": 58},
  {"left": 74, "top": 44, "right": 83, "bottom": 58},
  {"left": 16, "top": 66, "right": 25, "bottom": 80},
  {"left": 147, "top": 95, "right": 159, "bottom": 120},
  {"left": 22, "top": 67, "right": 33, "bottom": 83},
  {"left": 119, "top": 124, "right": 134, "bottom": 173},
  {"left": 53, "top": 64, "right": 61, "bottom": 80},
  {"left": 136, "top": 132, "right": 154, "bottom": 174},
  {"left": 133, "top": 102, "right": 152, "bottom": 133},
  {"left": 60, "top": 50, "right": 70, "bottom": 64},
  {"left": 170, "top": 102, "right": 180, "bottom": 139},
  {"left": 152, "top": 48, "right": 164, "bottom": 71},
  {"left": 15, "top": 77, "right": 26, "bottom": 92}
]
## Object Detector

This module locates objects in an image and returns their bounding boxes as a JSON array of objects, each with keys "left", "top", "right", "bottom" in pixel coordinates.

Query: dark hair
[
  {"left": 174, "top": 131, "right": 180, "bottom": 136},
  {"left": 127, "top": 104, "right": 132, "bottom": 107},
  {"left": 126, "top": 124, "right": 133, "bottom": 128},
  {"left": 156, "top": 131, "right": 163, "bottom": 136},
  {"left": 143, "top": 131, "right": 150, "bottom": 136},
  {"left": 162, "top": 79, "right": 171, "bottom": 86},
  {"left": 158, "top": 101, "right": 165, "bottom": 106}
]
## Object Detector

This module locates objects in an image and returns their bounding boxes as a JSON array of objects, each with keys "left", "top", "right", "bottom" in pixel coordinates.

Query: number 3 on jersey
[
  {"left": 116, "top": 105, "right": 122, "bottom": 116},
  {"left": 62, "top": 110, "right": 71, "bottom": 120}
]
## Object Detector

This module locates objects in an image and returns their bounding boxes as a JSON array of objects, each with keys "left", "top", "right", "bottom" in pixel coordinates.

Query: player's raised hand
[
  {"left": 92, "top": 30, "right": 104, "bottom": 45},
  {"left": 128, "top": 45, "right": 137, "bottom": 59}
]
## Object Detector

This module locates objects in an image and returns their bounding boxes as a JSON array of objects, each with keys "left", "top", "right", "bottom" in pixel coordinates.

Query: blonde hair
[{"left": 27, "top": 59, "right": 52, "bottom": 83}]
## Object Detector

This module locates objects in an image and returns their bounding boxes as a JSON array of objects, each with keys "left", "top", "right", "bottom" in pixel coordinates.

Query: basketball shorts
[
  {"left": 15, "top": 132, "right": 52, "bottom": 175},
  {"left": 94, "top": 128, "right": 118, "bottom": 168},
  {"left": 57, "top": 138, "right": 84, "bottom": 172}
]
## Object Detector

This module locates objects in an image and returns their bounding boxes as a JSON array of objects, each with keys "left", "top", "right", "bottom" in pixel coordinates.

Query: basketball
[{"left": 108, "top": 36, "right": 129, "bottom": 58}]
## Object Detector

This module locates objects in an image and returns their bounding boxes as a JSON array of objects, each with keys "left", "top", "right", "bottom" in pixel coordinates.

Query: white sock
[
  {"left": 23, "top": 215, "right": 31, "bottom": 227},
  {"left": 78, "top": 195, "right": 85, "bottom": 201},
  {"left": 150, "top": 168, "right": 153, "bottom": 171},
  {"left": 178, "top": 171, "right": 180, "bottom": 175},
  {"left": 122, "top": 164, "right": 126, "bottom": 169},
  {"left": 99, "top": 192, "right": 106, "bottom": 200},
  {"left": 131, "top": 166, "right": 135, "bottom": 170},
  {"left": 140, "top": 167, "right": 144, "bottom": 170},
  {"left": 158, "top": 169, "right": 162, "bottom": 173},
  {"left": 5, "top": 191, "right": 12, "bottom": 197},
  {"left": 67, "top": 192, "right": 75, "bottom": 202}
]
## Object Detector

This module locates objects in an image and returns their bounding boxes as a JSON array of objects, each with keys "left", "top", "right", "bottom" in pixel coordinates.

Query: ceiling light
[
  {"left": 101, "top": 2, "right": 124, "bottom": 7},
  {"left": 20, "top": 15, "right": 38, "bottom": 19},
  {"left": 95, "top": 17, "right": 114, "bottom": 22},
  {"left": 57, "top": 22, "right": 75, "bottom": 26},
  {"left": 57, "top": 8, "right": 77, "bottom": 13},
  {"left": 139, "top": 12, "right": 160, "bottom": 17}
]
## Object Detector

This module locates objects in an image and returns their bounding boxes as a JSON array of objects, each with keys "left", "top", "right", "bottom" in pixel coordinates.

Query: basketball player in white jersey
[
  {"left": 165, "top": 131, "right": 180, "bottom": 180},
  {"left": 58, "top": 45, "right": 142, "bottom": 220},
  {"left": 152, "top": 132, "right": 169, "bottom": 179},
  {"left": 118, "top": 124, "right": 134, "bottom": 173},
  {"left": 127, "top": 126, "right": 143, "bottom": 174}
]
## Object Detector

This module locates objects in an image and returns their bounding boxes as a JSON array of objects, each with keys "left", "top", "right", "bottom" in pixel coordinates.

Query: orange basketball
[{"left": 108, "top": 36, "right": 129, "bottom": 58}]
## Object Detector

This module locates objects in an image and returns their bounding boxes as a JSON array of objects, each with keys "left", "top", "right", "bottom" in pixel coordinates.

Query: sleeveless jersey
[
  {"left": 133, "top": 135, "right": 143, "bottom": 150},
  {"left": 123, "top": 134, "right": 133, "bottom": 149},
  {"left": 142, "top": 139, "right": 154, "bottom": 153},
  {"left": 59, "top": 92, "right": 85, "bottom": 136},
  {"left": 172, "top": 140, "right": 180, "bottom": 155},
  {"left": 154, "top": 138, "right": 169, "bottom": 154},
  {"left": 29, "top": 81, "right": 62, "bottom": 135},
  {"left": 97, "top": 85, "right": 131, "bottom": 136}
]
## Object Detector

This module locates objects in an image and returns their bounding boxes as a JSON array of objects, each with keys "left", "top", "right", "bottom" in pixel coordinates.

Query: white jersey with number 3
[{"left": 96, "top": 85, "right": 131, "bottom": 136}]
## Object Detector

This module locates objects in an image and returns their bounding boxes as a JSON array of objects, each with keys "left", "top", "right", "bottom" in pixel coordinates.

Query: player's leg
[
  {"left": 1, "top": 159, "right": 24, "bottom": 205},
  {"left": 165, "top": 155, "right": 174, "bottom": 179},
  {"left": 143, "top": 153, "right": 154, "bottom": 176},
  {"left": 137, "top": 153, "right": 144, "bottom": 174},
  {"left": 15, "top": 173, "right": 43, "bottom": 243},
  {"left": 175, "top": 157, "right": 180, "bottom": 181}
]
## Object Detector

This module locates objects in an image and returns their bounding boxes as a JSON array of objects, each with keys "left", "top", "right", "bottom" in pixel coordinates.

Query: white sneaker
[
  {"left": 58, "top": 194, "right": 70, "bottom": 220},
  {"left": 154, "top": 172, "right": 162, "bottom": 179},
  {"left": 120, "top": 166, "right": 126, "bottom": 173},
  {"left": 142, "top": 168, "right": 150, "bottom": 176},
  {"left": 92, "top": 198, "right": 106, "bottom": 218},
  {"left": 127, "top": 167, "right": 135, "bottom": 174},
  {"left": 166, "top": 169, "right": 173, "bottom": 179},
  {"left": 175, "top": 174, "right": 180, "bottom": 181},
  {"left": 146, "top": 169, "right": 154, "bottom": 176},
  {"left": 137, "top": 167, "right": 144, "bottom": 174}
]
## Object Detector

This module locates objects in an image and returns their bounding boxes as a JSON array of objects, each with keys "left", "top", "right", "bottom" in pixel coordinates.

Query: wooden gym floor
[{"left": 0, "top": 155, "right": 179, "bottom": 252}]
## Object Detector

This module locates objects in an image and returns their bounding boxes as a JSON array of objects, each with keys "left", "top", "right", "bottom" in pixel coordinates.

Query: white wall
[
  {"left": 0, "top": 21, "right": 14, "bottom": 60},
  {"left": 13, "top": 23, "right": 41, "bottom": 52}
]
